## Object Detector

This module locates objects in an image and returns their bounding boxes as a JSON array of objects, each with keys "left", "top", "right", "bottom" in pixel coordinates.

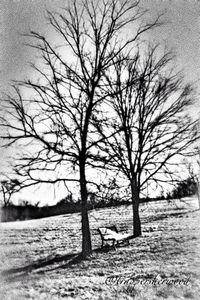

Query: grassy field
[{"left": 0, "top": 198, "right": 200, "bottom": 299}]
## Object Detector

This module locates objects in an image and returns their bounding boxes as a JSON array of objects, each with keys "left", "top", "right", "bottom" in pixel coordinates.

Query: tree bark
[
  {"left": 80, "top": 160, "right": 92, "bottom": 257},
  {"left": 131, "top": 177, "right": 142, "bottom": 237}
]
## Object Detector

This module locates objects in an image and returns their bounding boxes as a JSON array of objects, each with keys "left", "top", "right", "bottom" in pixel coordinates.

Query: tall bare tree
[
  {"left": 0, "top": 0, "right": 160, "bottom": 256},
  {"left": 99, "top": 45, "right": 198, "bottom": 236}
]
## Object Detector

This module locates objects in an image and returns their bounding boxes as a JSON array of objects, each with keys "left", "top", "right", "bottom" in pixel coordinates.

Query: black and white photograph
[{"left": 0, "top": 0, "right": 200, "bottom": 299}]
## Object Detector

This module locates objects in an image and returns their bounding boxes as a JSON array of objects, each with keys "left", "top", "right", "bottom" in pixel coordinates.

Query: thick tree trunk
[
  {"left": 131, "top": 178, "right": 142, "bottom": 237},
  {"left": 80, "top": 161, "right": 92, "bottom": 258}
]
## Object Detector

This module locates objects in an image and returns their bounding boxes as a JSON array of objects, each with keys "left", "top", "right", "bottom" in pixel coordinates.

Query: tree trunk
[
  {"left": 131, "top": 178, "right": 142, "bottom": 237},
  {"left": 80, "top": 160, "right": 92, "bottom": 257}
]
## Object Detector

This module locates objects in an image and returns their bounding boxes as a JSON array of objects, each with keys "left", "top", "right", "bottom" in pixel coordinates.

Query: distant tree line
[
  {"left": 1, "top": 175, "right": 198, "bottom": 222},
  {"left": 167, "top": 176, "right": 198, "bottom": 199}
]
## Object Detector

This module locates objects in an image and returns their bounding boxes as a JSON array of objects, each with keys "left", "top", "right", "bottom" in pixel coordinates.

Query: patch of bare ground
[{"left": 0, "top": 198, "right": 199, "bottom": 299}]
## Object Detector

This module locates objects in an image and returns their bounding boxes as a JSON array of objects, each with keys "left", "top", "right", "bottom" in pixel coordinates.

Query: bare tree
[
  {"left": 0, "top": 178, "right": 20, "bottom": 207},
  {"left": 0, "top": 0, "right": 160, "bottom": 256},
  {"left": 99, "top": 45, "right": 198, "bottom": 237}
]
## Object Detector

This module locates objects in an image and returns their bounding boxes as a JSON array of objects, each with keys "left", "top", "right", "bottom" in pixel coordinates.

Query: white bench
[{"left": 98, "top": 226, "right": 130, "bottom": 248}]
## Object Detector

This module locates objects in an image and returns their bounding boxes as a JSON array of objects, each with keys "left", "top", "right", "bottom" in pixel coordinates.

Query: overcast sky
[
  {"left": 0, "top": 0, "right": 200, "bottom": 87},
  {"left": 1, "top": 0, "right": 200, "bottom": 89},
  {"left": 0, "top": 0, "right": 200, "bottom": 204}
]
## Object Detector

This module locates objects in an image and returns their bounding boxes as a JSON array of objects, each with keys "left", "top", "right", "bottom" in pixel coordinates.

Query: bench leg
[
  {"left": 124, "top": 239, "right": 130, "bottom": 246},
  {"left": 112, "top": 239, "right": 116, "bottom": 250}
]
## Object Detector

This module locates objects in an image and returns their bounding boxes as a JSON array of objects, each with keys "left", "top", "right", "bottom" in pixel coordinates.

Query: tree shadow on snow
[
  {"left": 1, "top": 240, "right": 134, "bottom": 282},
  {"left": 1, "top": 245, "right": 116, "bottom": 282},
  {"left": 1, "top": 252, "right": 82, "bottom": 281}
]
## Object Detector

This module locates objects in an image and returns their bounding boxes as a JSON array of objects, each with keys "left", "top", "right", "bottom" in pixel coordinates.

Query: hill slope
[{"left": 0, "top": 198, "right": 200, "bottom": 299}]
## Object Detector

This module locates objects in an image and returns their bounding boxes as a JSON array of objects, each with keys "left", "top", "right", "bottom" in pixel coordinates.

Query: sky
[
  {"left": 0, "top": 0, "right": 200, "bottom": 89},
  {"left": 0, "top": 0, "right": 200, "bottom": 205}
]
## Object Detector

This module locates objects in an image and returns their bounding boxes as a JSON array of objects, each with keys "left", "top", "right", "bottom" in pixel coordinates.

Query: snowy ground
[{"left": 0, "top": 198, "right": 200, "bottom": 299}]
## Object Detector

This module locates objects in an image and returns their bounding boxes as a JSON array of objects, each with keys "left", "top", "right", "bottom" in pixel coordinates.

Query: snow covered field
[{"left": 0, "top": 198, "right": 200, "bottom": 299}]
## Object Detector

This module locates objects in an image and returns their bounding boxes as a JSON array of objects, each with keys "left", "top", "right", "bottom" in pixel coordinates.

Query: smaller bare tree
[
  {"left": 0, "top": 178, "right": 20, "bottom": 207},
  {"left": 98, "top": 45, "right": 198, "bottom": 236}
]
